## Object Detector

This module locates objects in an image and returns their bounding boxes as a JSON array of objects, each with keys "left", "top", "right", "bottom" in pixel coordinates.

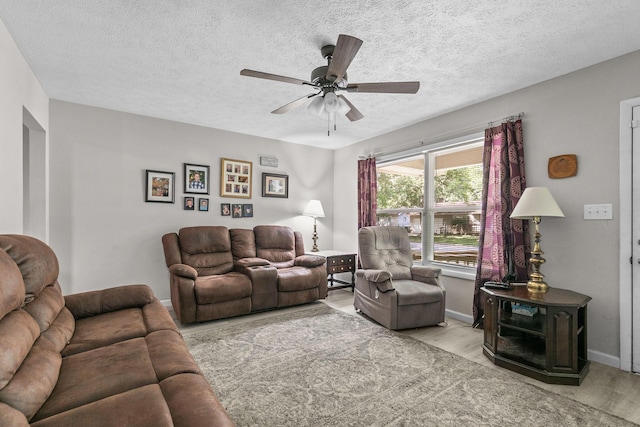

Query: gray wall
[
  {"left": 48, "top": 100, "right": 334, "bottom": 299},
  {"left": 333, "top": 50, "right": 640, "bottom": 364},
  {"left": 0, "top": 19, "right": 49, "bottom": 233}
]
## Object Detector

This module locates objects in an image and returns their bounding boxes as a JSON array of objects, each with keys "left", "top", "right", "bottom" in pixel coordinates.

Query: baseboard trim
[
  {"left": 160, "top": 298, "right": 172, "bottom": 308},
  {"left": 588, "top": 349, "right": 620, "bottom": 369},
  {"left": 445, "top": 309, "right": 473, "bottom": 324}
]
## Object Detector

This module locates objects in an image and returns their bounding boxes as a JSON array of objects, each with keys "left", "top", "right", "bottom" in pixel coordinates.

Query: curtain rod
[{"left": 360, "top": 112, "right": 524, "bottom": 159}]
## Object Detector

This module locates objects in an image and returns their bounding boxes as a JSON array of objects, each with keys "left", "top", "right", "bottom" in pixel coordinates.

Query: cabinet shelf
[
  {"left": 499, "top": 312, "right": 546, "bottom": 336},
  {"left": 482, "top": 285, "right": 591, "bottom": 386}
]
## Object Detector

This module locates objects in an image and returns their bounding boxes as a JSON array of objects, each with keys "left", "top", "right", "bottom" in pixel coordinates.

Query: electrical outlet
[{"left": 583, "top": 204, "right": 613, "bottom": 220}]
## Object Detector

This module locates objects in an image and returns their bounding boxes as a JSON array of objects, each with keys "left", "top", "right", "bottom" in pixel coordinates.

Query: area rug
[{"left": 184, "top": 303, "right": 634, "bottom": 426}]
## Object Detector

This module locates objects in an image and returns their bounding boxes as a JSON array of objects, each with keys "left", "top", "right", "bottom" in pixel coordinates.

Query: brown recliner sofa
[
  {"left": 162, "top": 225, "right": 328, "bottom": 324},
  {"left": 0, "top": 234, "right": 234, "bottom": 427}
]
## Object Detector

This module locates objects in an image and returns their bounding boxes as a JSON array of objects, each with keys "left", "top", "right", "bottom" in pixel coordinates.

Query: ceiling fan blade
[
  {"left": 338, "top": 95, "right": 364, "bottom": 121},
  {"left": 346, "top": 81, "right": 420, "bottom": 94},
  {"left": 271, "top": 93, "right": 318, "bottom": 114},
  {"left": 326, "top": 34, "right": 363, "bottom": 84},
  {"left": 241, "top": 69, "right": 311, "bottom": 86}
]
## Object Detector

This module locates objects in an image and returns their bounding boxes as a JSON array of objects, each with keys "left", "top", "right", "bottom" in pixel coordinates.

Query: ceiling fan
[{"left": 240, "top": 34, "right": 420, "bottom": 134}]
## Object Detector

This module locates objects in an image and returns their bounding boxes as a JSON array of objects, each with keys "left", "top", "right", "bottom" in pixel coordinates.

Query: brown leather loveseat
[
  {"left": 162, "top": 225, "right": 327, "bottom": 324},
  {"left": 0, "top": 234, "right": 234, "bottom": 426}
]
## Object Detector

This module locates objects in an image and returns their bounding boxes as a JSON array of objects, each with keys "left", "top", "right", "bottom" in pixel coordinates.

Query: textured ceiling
[{"left": 3, "top": 1, "right": 640, "bottom": 149}]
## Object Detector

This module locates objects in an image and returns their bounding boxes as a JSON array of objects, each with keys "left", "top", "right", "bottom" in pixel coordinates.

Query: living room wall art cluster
[{"left": 145, "top": 156, "right": 286, "bottom": 218}]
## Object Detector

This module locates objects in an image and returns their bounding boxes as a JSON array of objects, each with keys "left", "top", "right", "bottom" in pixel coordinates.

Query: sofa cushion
[
  {"left": 33, "top": 337, "right": 159, "bottom": 422},
  {"left": 254, "top": 226, "right": 296, "bottom": 268},
  {"left": 230, "top": 228, "right": 257, "bottom": 259},
  {"left": 22, "top": 285, "right": 65, "bottom": 333},
  {"left": 0, "top": 336, "right": 61, "bottom": 421},
  {"left": 195, "top": 272, "right": 251, "bottom": 305},
  {"left": 277, "top": 267, "right": 321, "bottom": 292},
  {"left": 0, "top": 235, "right": 59, "bottom": 304},
  {"left": 0, "top": 249, "right": 25, "bottom": 319},
  {"left": 178, "top": 226, "right": 234, "bottom": 275},
  {"left": 393, "top": 280, "right": 444, "bottom": 305},
  {"left": 0, "top": 310, "right": 40, "bottom": 390},
  {"left": 62, "top": 308, "right": 147, "bottom": 357},
  {"left": 30, "top": 384, "right": 175, "bottom": 427}
]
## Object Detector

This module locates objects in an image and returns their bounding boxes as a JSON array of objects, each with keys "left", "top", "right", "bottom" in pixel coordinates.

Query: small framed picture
[
  {"left": 184, "top": 197, "right": 195, "bottom": 210},
  {"left": 184, "top": 163, "right": 210, "bottom": 194},
  {"left": 232, "top": 204, "right": 243, "bottom": 218},
  {"left": 221, "top": 203, "right": 231, "bottom": 216},
  {"left": 262, "top": 173, "right": 288, "bottom": 198},
  {"left": 221, "top": 158, "right": 252, "bottom": 199},
  {"left": 242, "top": 204, "right": 253, "bottom": 217},
  {"left": 145, "top": 170, "right": 175, "bottom": 203},
  {"left": 198, "top": 198, "right": 209, "bottom": 211}
]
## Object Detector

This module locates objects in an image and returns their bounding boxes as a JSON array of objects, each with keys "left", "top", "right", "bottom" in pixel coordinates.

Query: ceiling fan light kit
[{"left": 240, "top": 34, "right": 420, "bottom": 136}]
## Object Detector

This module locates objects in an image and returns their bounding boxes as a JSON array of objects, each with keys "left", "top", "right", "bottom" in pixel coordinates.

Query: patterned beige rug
[{"left": 184, "top": 303, "right": 633, "bottom": 426}]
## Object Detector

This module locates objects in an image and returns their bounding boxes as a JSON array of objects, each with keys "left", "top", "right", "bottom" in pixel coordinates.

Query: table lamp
[
  {"left": 510, "top": 187, "right": 565, "bottom": 293},
  {"left": 303, "top": 200, "right": 325, "bottom": 252}
]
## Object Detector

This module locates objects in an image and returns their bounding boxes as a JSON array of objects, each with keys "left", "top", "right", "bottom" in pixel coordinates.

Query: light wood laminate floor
[{"left": 177, "top": 289, "right": 640, "bottom": 425}]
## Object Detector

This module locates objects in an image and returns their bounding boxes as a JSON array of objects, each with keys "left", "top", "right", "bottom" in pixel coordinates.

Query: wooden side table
[
  {"left": 312, "top": 251, "right": 356, "bottom": 291},
  {"left": 481, "top": 285, "right": 591, "bottom": 385}
]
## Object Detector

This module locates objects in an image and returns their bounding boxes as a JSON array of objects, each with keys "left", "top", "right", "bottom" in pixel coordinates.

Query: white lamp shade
[
  {"left": 307, "top": 96, "right": 325, "bottom": 116},
  {"left": 303, "top": 200, "right": 325, "bottom": 218},
  {"left": 510, "top": 187, "right": 565, "bottom": 218},
  {"left": 337, "top": 96, "right": 350, "bottom": 115},
  {"left": 323, "top": 92, "right": 339, "bottom": 113}
]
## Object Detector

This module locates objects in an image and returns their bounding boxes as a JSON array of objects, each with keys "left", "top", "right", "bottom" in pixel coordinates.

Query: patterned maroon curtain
[
  {"left": 472, "top": 119, "right": 530, "bottom": 327},
  {"left": 358, "top": 158, "right": 377, "bottom": 229}
]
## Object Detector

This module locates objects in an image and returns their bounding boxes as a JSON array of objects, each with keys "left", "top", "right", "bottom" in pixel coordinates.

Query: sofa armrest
[
  {"left": 234, "top": 257, "right": 270, "bottom": 268},
  {"left": 64, "top": 284, "right": 155, "bottom": 320},
  {"left": 356, "top": 269, "right": 395, "bottom": 292},
  {"left": 169, "top": 263, "right": 198, "bottom": 280},
  {"left": 294, "top": 255, "right": 325, "bottom": 268},
  {"left": 411, "top": 266, "right": 444, "bottom": 288}
]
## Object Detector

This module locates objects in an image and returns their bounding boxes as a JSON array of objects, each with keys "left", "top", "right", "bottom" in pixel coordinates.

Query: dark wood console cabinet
[{"left": 482, "top": 285, "right": 591, "bottom": 385}]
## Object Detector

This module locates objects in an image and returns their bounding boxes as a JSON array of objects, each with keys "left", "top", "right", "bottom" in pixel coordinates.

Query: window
[{"left": 377, "top": 137, "right": 483, "bottom": 268}]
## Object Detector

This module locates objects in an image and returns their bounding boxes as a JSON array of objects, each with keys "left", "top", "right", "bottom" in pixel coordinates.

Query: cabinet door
[
  {"left": 547, "top": 307, "right": 578, "bottom": 373},
  {"left": 483, "top": 295, "right": 497, "bottom": 352}
]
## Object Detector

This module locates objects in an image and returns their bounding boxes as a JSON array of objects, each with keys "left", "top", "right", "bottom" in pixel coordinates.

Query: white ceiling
[{"left": 2, "top": 1, "right": 640, "bottom": 150}]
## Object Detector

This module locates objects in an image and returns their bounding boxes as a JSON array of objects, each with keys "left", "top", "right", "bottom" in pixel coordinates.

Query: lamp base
[{"left": 526, "top": 280, "right": 549, "bottom": 294}]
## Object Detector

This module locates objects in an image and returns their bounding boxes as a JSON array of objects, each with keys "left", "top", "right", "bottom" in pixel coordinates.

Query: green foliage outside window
[
  {"left": 377, "top": 173, "right": 423, "bottom": 209},
  {"left": 434, "top": 167, "right": 482, "bottom": 204}
]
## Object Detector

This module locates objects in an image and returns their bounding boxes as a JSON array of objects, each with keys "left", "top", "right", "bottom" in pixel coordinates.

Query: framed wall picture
[
  {"left": 242, "top": 204, "right": 253, "bottom": 217},
  {"left": 184, "top": 163, "right": 210, "bottom": 194},
  {"left": 221, "top": 203, "right": 231, "bottom": 216},
  {"left": 232, "top": 204, "right": 243, "bottom": 218},
  {"left": 145, "top": 170, "right": 175, "bottom": 203},
  {"left": 184, "top": 196, "right": 195, "bottom": 210},
  {"left": 198, "top": 198, "right": 209, "bottom": 211},
  {"left": 221, "top": 158, "right": 252, "bottom": 199},
  {"left": 262, "top": 173, "right": 288, "bottom": 198}
]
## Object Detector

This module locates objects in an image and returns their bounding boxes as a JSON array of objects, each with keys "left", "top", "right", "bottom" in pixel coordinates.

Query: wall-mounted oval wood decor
[{"left": 548, "top": 154, "right": 577, "bottom": 179}]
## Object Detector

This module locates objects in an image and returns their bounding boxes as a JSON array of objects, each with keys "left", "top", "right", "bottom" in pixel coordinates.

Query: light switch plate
[{"left": 584, "top": 204, "right": 613, "bottom": 220}]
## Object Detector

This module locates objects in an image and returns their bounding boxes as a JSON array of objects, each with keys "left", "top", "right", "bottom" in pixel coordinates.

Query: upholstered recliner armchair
[{"left": 354, "top": 226, "right": 446, "bottom": 330}]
